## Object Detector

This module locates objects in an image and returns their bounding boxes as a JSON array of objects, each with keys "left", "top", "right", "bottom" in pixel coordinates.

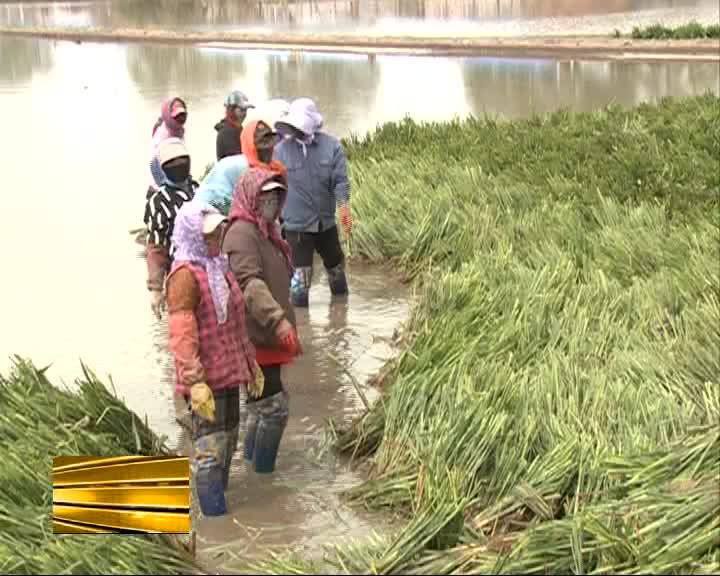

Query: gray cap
[{"left": 224, "top": 89, "right": 254, "bottom": 109}]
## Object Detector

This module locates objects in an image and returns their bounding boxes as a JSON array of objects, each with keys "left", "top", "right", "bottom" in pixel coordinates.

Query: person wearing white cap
[
  {"left": 215, "top": 89, "right": 255, "bottom": 161},
  {"left": 143, "top": 137, "right": 198, "bottom": 319},
  {"left": 248, "top": 98, "right": 290, "bottom": 135},
  {"left": 273, "top": 97, "right": 353, "bottom": 308}
]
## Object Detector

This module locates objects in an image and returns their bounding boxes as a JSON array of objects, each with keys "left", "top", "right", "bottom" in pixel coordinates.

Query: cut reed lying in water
[
  {"left": 0, "top": 358, "right": 199, "bottom": 575},
  {"left": 252, "top": 424, "right": 719, "bottom": 574},
  {"left": 248, "top": 95, "right": 720, "bottom": 574}
]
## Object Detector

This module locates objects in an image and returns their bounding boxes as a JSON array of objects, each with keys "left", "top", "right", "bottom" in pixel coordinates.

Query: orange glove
[
  {"left": 275, "top": 319, "right": 302, "bottom": 356},
  {"left": 339, "top": 203, "right": 352, "bottom": 237},
  {"left": 280, "top": 330, "right": 302, "bottom": 356}
]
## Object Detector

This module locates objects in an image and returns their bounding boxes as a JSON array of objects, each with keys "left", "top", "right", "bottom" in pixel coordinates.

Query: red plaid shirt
[{"left": 169, "top": 262, "right": 256, "bottom": 396}]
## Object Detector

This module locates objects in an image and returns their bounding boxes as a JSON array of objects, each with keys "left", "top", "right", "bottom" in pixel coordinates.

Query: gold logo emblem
[{"left": 52, "top": 456, "right": 190, "bottom": 534}]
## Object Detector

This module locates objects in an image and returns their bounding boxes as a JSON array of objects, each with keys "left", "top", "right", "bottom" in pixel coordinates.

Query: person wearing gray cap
[{"left": 215, "top": 89, "right": 255, "bottom": 161}]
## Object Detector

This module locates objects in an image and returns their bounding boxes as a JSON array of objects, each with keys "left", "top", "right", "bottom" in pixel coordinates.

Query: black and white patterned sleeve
[{"left": 144, "top": 190, "right": 171, "bottom": 247}]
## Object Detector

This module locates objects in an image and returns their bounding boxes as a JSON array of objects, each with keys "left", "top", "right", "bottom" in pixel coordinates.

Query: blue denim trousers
[{"left": 188, "top": 386, "right": 240, "bottom": 517}]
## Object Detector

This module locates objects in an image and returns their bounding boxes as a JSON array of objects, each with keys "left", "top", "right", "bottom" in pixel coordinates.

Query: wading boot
[
  {"left": 192, "top": 431, "right": 228, "bottom": 516},
  {"left": 221, "top": 425, "right": 239, "bottom": 490},
  {"left": 326, "top": 262, "right": 348, "bottom": 297},
  {"left": 290, "top": 266, "right": 313, "bottom": 308},
  {"left": 243, "top": 391, "right": 289, "bottom": 474}
]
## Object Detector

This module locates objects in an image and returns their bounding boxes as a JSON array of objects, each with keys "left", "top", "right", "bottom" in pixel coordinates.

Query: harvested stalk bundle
[{"left": 0, "top": 358, "right": 200, "bottom": 575}]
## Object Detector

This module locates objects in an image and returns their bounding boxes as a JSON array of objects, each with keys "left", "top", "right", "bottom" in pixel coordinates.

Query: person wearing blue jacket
[
  {"left": 273, "top": 98, "right": 353, "bottom": 308},
  {"left": 194, "top": 155, "right": 249, "bottom": 216}
]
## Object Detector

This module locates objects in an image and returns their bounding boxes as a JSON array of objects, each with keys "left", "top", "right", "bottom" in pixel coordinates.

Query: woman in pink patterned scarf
[{"left": 166, "top": 201, "right": 256, "bottom": 517}]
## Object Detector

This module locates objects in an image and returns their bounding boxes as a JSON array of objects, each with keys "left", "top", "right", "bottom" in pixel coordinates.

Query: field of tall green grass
[{"left": 249, "top": 95, "right": 720, "bottom": 574}]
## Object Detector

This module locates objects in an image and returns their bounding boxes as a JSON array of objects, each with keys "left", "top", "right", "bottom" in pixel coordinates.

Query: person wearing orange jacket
[{"left": 222, "top": 120, "right": 301, "bottom": 474}]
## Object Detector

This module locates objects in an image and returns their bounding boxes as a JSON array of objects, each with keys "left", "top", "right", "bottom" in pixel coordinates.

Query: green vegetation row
[
  {"left": 247, "top": 94, "right": 720, "bottom": 574},
  {"left": 612, "top": 21, "right": 720, "bottom": 39},
  {"left": 0, "top": 358, "right": 200, "bottom": 575}
]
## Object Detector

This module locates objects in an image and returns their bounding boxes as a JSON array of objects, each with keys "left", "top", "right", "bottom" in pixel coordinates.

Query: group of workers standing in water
[{"left": 142, "top": 90, "right": 354, "bottom": 517}]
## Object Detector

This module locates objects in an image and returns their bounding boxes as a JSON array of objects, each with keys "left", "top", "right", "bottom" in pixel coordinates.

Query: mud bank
[{"left": 1, "top": 25, "right": 719, "bottom": 61}]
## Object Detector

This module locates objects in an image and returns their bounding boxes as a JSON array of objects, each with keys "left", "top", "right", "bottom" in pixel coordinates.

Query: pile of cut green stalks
[
  {"left": 0, "top": 358, "right": 200, "bottom": 575},
  {"left": 247, "top": 94, "right": 720, "bottom": 574}
]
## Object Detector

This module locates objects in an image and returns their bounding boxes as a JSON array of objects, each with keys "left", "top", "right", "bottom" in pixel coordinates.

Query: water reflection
[
  {"left": 264, "top": 52, "right": 382, "bottom": 133},
  {"left": 1, "top": 0, "right": 717, "bottom": 34},
  {"left": 0, "top": 36, "right": 54, "bottom": 83},
  {"left": 126, "top": 43, "right": 247, "bottom": 93},
  {"left": 461, "top": 57, "right": 720, "bottom": 119},
  {"left": 121, "top": 41, "right": 720, "bottom": 143}
]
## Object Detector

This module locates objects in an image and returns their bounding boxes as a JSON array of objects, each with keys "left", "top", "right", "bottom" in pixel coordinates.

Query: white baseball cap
[
  {"left": 158, "top": 138, "right": 189, "bottom": 166},
  {"left": 261, "top": 180, "right": 287, "bottom": 193},
  {"left": 202, "top": 212, "right": 227, "bottom": 234}
]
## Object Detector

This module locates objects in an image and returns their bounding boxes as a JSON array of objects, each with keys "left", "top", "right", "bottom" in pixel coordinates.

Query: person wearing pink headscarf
[
  {"left": 150, "top": 96, "right": 188, "bottom": 187},
  {"left": 222, "top": 164, "right": 301, "bottom": 476},
  {"left": 166, "top": 201, "right": 256, "bottom": 516}
]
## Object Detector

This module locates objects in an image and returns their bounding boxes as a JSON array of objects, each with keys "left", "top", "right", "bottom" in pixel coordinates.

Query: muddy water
[
  {"left": 1, "top": 0, "right": 719, "bottom": 37},
  {"left": 0, "top": 33, "right": 718, "bottom": 567}
]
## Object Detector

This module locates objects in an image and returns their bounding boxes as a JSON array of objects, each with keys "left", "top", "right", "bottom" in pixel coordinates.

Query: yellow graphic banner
[{"left": 52, "top": 456, "right": 190, "bottom": 534}]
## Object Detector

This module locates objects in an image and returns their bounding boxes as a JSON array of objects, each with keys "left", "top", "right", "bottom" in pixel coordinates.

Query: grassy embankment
[
  {"left": 0, "top": 360, "right": 200, "bottom": 574},
  {"left": 247, "top": 94, "right": 720, "bottom": 574},
  {"left": 614, "top": 21, "right": 720, "bottom": 39}
]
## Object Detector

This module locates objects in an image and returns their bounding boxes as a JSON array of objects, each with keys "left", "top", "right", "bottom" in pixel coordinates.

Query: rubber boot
[
  {"left": 221, "top": 425, "right": 239, "bottom": 490},
  {"left": 326, "top": 262, "right": 348, "bottom": 296},
  {"left": 245, "top": 392, "right": 289, "bottom": 474},
  {"left": 243, "top": 410, "right": 258, "bottom": 463},
  {"left": 192, "top": 432, "right": 228, "bottom": 517},
  {"left": 196, "top": 472, "right": 227, "bottom": 516},
  {"left": 290, "top": 266, "right": 313, "bottom": 308}
]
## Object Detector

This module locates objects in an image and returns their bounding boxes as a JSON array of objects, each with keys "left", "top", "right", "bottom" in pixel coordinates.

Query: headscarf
[
  {"left": 152, "top": 96, "right": 187, "bottom": 139},
  {"left": 171, "top": 202, "right": 230, "bottom": 324},
  {"left": 229, "top": 167, "right": 293, "bottom": 274},
  {"left": 195, "top": 155, "right": 249, "bottom": 215},
  {"left": 276, "top": 98, "right": 324, "bottom": 157},
  {"left": 240, "top": 120, "right": 287, "bottom": 176},
  {"left": 156, "top": 137, "right": 189, "bottom": 181}
]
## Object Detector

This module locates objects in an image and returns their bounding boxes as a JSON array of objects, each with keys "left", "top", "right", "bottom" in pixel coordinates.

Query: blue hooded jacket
[
  {"left": 194, "top": 154, "right": 249, "bottom": 215},
  {"left": 273, "top": 98, "right": 350, "bottom": 233}
]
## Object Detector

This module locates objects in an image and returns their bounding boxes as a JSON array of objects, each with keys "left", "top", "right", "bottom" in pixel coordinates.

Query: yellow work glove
[
  {"left": 248, "top": 362, "right": 265, "bottom": 399},
  {"left": 190, "top": 382, "right": 216, "bottom": 422}
]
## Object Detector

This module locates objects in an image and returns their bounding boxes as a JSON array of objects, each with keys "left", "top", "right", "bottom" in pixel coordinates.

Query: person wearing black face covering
[{"left": 143, "top": 138, "right": 199, "bottom": 319}]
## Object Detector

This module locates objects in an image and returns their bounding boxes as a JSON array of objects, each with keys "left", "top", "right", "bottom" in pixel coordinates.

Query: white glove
[{"left": 150, "top": 290, "right": 165, "bottom": 320}]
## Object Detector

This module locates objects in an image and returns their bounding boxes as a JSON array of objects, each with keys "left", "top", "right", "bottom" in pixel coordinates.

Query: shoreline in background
[{"left": 1, "top": 25, "right": 719, "bottom": 61}]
